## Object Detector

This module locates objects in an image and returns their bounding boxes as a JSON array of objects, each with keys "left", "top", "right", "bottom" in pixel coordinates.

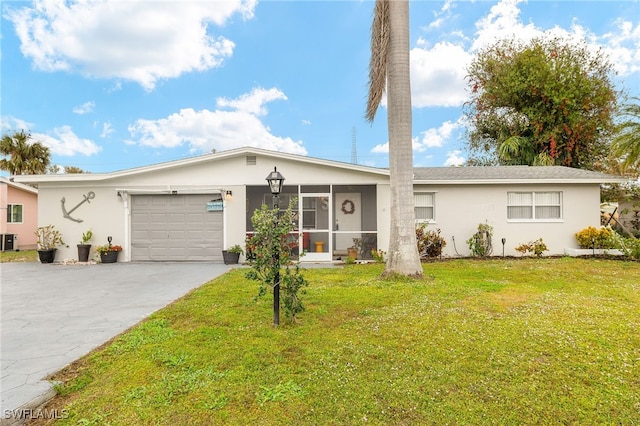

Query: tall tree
[
  {"left": 611, "top": 98, "right": 640, "bottom": 172},
  {"left": 0, "top": 130, "right": 50, "bottom": 175},
  {"left": 465, "top": 37, "right": 618, "bottom": 170},
  {"left": 366, "top": 0, "right": 422, "bottom": 278}
]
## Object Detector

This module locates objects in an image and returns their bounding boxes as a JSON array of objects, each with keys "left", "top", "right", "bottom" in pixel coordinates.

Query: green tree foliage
[
  {"left": 48, "top": 165, "right": 88, "bottom": 174},
  {"left": 465, "top": 37, "right": 618, "bottom": 170},
  {"left": 612, "top": 97, "right": 640, "bottom": 172},
  {"left": 245, "top": 200, "right": 308, "bottom": 324},
  {"left": 0, "top": 130, "right": 51, "bottom": 175}
]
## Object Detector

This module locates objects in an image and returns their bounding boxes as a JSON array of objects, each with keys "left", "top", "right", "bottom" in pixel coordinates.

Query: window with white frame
[
  {"left": 507, "top": 192, "right": 562, "bottom": 220},
  {"left": 414, "top": 192, "right": 435, "bottom": 221},
  {"left": 6, "top": 204, "right": 23, "bottom": 223}
]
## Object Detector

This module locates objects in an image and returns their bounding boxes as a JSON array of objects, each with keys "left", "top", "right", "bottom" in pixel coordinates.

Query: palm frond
[{"left": 365, "top": 0, "right": 389, "bottom": 123}]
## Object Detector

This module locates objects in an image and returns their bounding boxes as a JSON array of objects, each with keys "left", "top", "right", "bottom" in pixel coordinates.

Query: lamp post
[{"left": 266, "top": 167, "right": 285, "bottom": 326}]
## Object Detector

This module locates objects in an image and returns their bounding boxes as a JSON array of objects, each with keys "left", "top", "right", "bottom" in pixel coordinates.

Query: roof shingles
[{"left": 412, "top": 166, "right": 623, "bottom": 183}]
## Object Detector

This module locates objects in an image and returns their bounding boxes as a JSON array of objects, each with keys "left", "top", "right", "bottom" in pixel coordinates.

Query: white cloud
[
  {"left": 5, "top": 0, "right": 256, "bottom": 91},
  {"left": 73, "top": 101, "right": 95, "bottom": 115},
  {"left": 216, "top": 87, "right": 287, "bottom": 116},
  {"left": 371, "top": 118, "right": 463, "bottom": 156},
  {"left": 409, "top": 0, "right": 640, "bottom": 110},
  {"left": 128, "top": 87, "right": 307, "bottom": 155},
  {"left": 371, "top": 141, "right": 389, "bottom": 154},
  {"left": 426, "top": 0, "right": 455, "bottom": 30},
  {"left": 1, "top": 116, "right": 33, "bottom": 132},
  {"left": 601, "top": 18, "right": 640, "bottom": 76},
  {"left": 411, "top": 42, "right": 471, "bottom": 107},
  {"left": 100, "top": 122, "right": 113, "bottom": 138},
  {"left": 33, "top": 126, "right": 102, "bottom": 156},
  {"left": 471, "top": 0, "right": 539, "bottom": 52},
  {"left": 444, "top": 150, "right": 465, "bottom": 167},
  {"left": 414, "top": 120, "right": 461, "bottom": 151}
]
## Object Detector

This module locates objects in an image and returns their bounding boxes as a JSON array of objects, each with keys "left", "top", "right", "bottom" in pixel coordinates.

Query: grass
[
  {"left": 0, "top": 249, "right": 37, "bottom": 262},
  {"left": 31, "top": 258, "right": 640, "bottom": 425}
]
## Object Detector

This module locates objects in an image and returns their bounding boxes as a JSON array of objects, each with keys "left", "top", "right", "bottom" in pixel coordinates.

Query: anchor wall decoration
[{"left": 61, "top": 191, "right": 95, "bottom": 223}]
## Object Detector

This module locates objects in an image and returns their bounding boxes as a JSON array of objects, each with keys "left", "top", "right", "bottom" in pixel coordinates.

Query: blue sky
[{"left": 2, "top": 0, "right": 639, "bottom": 174}]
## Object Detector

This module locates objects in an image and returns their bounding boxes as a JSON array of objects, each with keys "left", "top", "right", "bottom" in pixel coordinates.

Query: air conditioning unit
[{"left": 1, "top": 234, "right": 16, "bottom": 251}]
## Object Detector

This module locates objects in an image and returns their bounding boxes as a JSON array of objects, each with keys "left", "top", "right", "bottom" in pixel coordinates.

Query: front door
[
  {"left": 299, "top": 194, "right": 331, "bottom": 261},
  {"left": 335, "top": 193, "right": 361, "bottom": 253}
]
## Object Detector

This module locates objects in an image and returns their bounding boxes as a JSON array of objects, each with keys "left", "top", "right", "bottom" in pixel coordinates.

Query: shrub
[
  {"left": 610, "top": 231, "right": 640, "bottom": 260},
  {"left": 34, "top": 225, "right": 64, "bottom": 250},
  {"left": 467, "top": 223, "right": 493, "bottom": 257},
  {"left": 575, "top": 226, "right": 616, "bottom": 249},
  {"left": 416, "top": 224, "right": 447, "bottom": 259},
  {"left": 515, "top": 238, "right": 548, "bottom": 257},
  {"left": 371, "top": 249, "right": 386, "bottom": 263},
  {"left": 227, "top": 244, "right": 244, "bottom": 254}
]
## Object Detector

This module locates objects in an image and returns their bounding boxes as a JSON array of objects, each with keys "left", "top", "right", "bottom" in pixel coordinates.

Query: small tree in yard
[{"left": 245, "top": 201, "right": 308, "bottom": 324}]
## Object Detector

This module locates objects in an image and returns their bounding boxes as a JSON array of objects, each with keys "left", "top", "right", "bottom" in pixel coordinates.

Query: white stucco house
[{"left": 12, "top": 147, "right": 625, "bottom": 262}]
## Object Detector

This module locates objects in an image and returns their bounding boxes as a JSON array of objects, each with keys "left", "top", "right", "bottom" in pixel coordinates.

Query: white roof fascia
[
  {"left": 12, "top": 173, "right": 110, "bottom": 184},
  {"left": 1, "top": 176, "right": 39, "bottom": 193},
  {"left": 103, "top": 147, "right": 390, "bottom": 178},
  {"left": 12, "top": 147, "right": 390, "bottom": 184},
  {"left": 114, "top": 186, "right": 225, "bottom": 195}
]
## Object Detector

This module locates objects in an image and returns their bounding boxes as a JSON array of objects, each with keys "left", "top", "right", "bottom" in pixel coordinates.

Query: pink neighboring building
[{"left": 1, "top": 176, "right": 38, "bottom": 250}]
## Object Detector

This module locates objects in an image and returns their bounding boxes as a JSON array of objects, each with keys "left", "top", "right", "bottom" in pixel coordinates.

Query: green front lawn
[
  {"left": 0, "top": 249, "right": 37, "bottom": 262},
  {"left": 38, "top": 258, "right": 639, "bottom": 425}
]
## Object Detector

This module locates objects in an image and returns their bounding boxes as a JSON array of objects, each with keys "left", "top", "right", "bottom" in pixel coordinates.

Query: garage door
[{"left": 131, "top": 194, "right": 223, "bottom": 261}]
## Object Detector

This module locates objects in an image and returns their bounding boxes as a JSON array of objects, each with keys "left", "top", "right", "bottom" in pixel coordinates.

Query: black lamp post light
[{"left": 266, "top": 167, "right": 285, "bottom": 326}]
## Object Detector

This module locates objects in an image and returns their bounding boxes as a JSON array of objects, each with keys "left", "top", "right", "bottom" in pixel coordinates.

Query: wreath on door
[{"left": 341, "top": 199, "right": 355, "bottom": 215}]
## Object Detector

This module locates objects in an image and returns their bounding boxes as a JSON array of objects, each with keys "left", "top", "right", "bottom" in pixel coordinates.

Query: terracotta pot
[{"left": 347, "top": 247, "right": 358, "bottom": 259}]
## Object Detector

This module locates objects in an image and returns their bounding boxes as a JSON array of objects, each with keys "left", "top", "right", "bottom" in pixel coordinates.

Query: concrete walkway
[{"left": 1, "top": 262, "right": 231, "bottom": 422}]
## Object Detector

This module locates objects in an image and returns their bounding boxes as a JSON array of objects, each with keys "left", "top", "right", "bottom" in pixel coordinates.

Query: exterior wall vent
[{"left": 246, "top": 155, "right": 257, "bottom": 166}]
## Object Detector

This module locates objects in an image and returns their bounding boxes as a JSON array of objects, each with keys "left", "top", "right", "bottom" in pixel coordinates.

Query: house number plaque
[{"left": 61, "top": 191, "right": 95, "bottom": 223}]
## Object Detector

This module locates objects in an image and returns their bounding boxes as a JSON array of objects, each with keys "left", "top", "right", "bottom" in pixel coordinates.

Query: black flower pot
[
  {"left": 77, "top": 244, "right": 91, "bottom": 262},
  {"left": 100, "top": 251, "right": 120, "bottom": 263},
  {"left": 37, "top": 249, "right": 57, "bottom": 264},
  {"left": 222, "top": 250, "right": 240, "bottom": 264}
]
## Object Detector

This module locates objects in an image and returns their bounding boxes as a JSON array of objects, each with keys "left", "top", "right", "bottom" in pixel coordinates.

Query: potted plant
[
  {"left": 77, "top": 229, "right": 93, "bottom": 262},
  {"left": 95, "top": 240, "right": 123, "bottom": 263},
  {"left": 347, "top": 237, "right": 361, "bottom": 260},
  {"left": 222, "top": 244, "right": 243, "bottom": 264},
  {"left": 35, "top": 225, "right": 65, "bottom": 263}
]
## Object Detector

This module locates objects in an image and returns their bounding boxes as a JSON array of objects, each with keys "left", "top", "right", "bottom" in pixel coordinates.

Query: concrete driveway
[{"left": 1, "top": 261, "right": 232, "bottom": 420}]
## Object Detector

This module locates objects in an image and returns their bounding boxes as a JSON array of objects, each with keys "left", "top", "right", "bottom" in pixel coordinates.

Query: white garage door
[{"left": 131, "top": 194, "right": 223, "bottom": 261}]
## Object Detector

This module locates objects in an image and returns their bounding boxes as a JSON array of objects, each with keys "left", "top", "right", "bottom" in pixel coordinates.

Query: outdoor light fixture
[
  {"left": 501, "top": 238, "right": 506, "bottom": 257},
  {"left": 266, "top": 167, "right": 285, "bottom": 195},
  {"left": 225, "top": 190, "right": 233, "bottom": 200},
  {"left": 265, "top": 166, "right": 285, "bottom": 326}
]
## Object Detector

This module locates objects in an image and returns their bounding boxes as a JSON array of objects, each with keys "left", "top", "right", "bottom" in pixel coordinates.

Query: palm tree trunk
[{"left": 383, "top": 0, "right": 422, "bottom": 277}]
